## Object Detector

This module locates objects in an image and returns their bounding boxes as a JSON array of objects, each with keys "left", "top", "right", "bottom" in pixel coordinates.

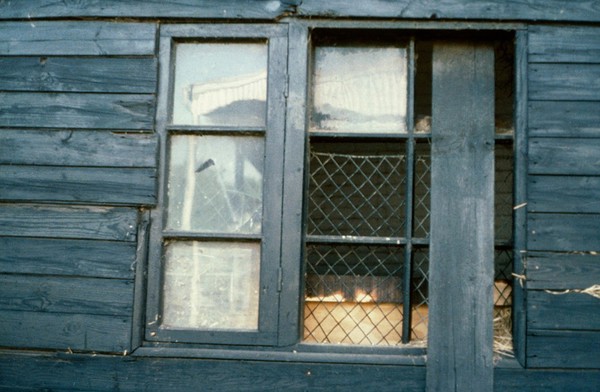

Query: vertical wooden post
[{"left": 427, "top": 42, "right": 495, "bottom": 392}]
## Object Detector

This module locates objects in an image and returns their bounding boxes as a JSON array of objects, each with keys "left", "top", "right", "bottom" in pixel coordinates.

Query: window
[
  {"left": 146, "top": 24, "right": 517, "bottom": 356},
  {"left": 146, "top": 25, "right": 287, "bottom": 345}
]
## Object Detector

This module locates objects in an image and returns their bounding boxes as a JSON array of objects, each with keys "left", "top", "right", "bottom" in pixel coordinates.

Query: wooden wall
[
  {"left": 526, "top": 25, "right": 600, "bottom": 369},
  {"left": 0, "top": 21, "right": 158, "bottom": 353},
  {"left": 0, "top": 1, "right": 599, "bottom": 390}
]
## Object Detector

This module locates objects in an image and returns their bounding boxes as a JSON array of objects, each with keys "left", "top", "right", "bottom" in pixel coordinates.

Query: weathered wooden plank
[
  {"left": 0, "top": 130, "right": 157, "bottom": 167},
  {"left": 1, "top": 351, "right": 599, "bottom": 392},
  {"left": 0, "top": 204, "right": 138, "bottom": 241},
  {"left": 0, "top": 165, "right": 157, "bottom": 206},
  {"left": 0, "top": 57, "right": 156, "bottom": 93},
  {"left": 0, "top": 310, "right": 131, "bottom": 353},
  {"left": 0, "top": 237, "right": 136, "bottom": 279},
  {"left": 0, "top": 351, "right": 425, "bottom": 392},
  {"left": 528, "top": 290, "right": 600, "bottom": 330},
  {"left": 528, "top": 252, "right": 600, "bottom": 290},
  {"left": 529, "top": 64, "right": 600, "bottom": 101},
  {"left": 528, "top": 101, "right": 600, "bottom": 138},
  {"left": 0, "top": 1, "right": 295, "bottom": 20},
  {"left": 0, "top": 22, "right": 155, "bottom": 55},
  {"left": 528, "top": 176, "right": 600, "bottom": 213},
  {"left": 528, "top": 330, "right": 600, "bottom": 368},
  {"left": 0, "top": 92, "right": 154, "bottom": 130},
  {"left": 529, "top": 25, "right": 600, "bottom": 63},
  {"left": 0, "top": 275, "right": 133, "bottom": 316},
  {"left": 297, "top": 1, "right": 600, "bottom": 22},
  {"left": 428, "top": 42, "right": 494, "bottom": 392},
  {"left": 528, "top": 213, "right": 600, "bottom": 252},
  {"left": 529, "top": 138, "right": 600, "bottom": 175},
  {"left": 495, "top": 367, "right": 600, "bottom": 391}
]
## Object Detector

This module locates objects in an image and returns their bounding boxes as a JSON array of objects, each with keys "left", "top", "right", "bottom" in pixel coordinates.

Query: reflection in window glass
[
  {"left": 310, "top": 46, "right": 408, "bottom": 133},
  {"left": 172, "top": 43, "right": 268, "bottom": 127},
  {"left": 167, "top": 135, "right": 264, "bottom": 234},
  {"left": 162, "top": 241, "right": 260, "bottom": 330}
]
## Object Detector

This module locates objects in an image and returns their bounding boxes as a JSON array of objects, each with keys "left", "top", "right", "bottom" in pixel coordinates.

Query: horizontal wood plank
[
  {"left": 529, "top": 138, "right": 600, "bottom": 175},
  {"left": 529, "top": 64, "right": 600, "bottom": 101},
  {"left": 0, "top": 310, "right": 131, "bottom": 353},
  {"left": 0, "top": 204, "right": 138, "bottom": 241},
  {"left": 0, "top": 237, "right": 136, "bottom": 279},
  {"left": 0, "top": 92, "right": 154, "bottom": 130},
  {"left": 298, "top": 1, "right": 600, "bottom": 21},
  {"left": 529, "top": 25, "right": 600, "bottom": 63},
  {"left": 528, "top": 330, "right": 600, "bottom": 368},
  {"left": 528, "top": 213, "right": 600, "bottom": 252},
  {"left": 528, "top": 175, "right": 600, "bottom": 213},
  {"left": 528, "top": 290, "right": 600, "bottom": 330},
  {"left": 0, "top": 1, "right": 294, "bottom": 20},
  {"left": 0, "top": 57, "right": 156, "bottom": 93},
  {"left": 527, "top": 252, "right": 600, "bottom": 290},
  {"left": 528, "top": 101, "right": 600, "bottom": 138},
  {"left": 1, "top": 351, "right": 600, "bottom": 391},
  {"left": 0, "top": 165, "right": 157, "bottom": 206},
  {"left": 0, "top": 130, "right": 157, "bottom": 167},
  {"left": 0, "top": 275, "right": 133, "bottom": 316},
  {"left": 0, "top": 21, "right": 155, "bottom": 55}
]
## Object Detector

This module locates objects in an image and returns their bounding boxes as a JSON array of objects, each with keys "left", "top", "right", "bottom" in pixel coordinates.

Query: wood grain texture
[
  {"left": 528, "top": 290, "right": 600, "bottom": 331},
  {"left": 528, "top": 213, "right": 600, "bottom": 252},
  {"left": 527, "top": 252, "right": 600, "bottom": 290},
  {"left": 0, "top": 310, "right": 131, "bottom": 353},
  {"left": 0, "top": 237, "right": 136, "bottom": 278},
  {"left": 528, "top": 175, "right": 600, "bottom": 213},
  {"left": 527, "top": 330, "right": 600, "bottom": 368},
  {"left": 1, "top": 351, "right": 599, "bottom": 391},
  {"left": 0, "top": 21, "right": 155, "bottom": 55},
  {"left": 529, "top": 25, "right": 600, "bottom": 63},
  {"left": 0, "top": 351, "right": 424, "bottom": 391},
  {"left": 0, "top": 275, "right": 133, "bottom": 316},
  {"left": 529, "top": 64, "right": 600, "bottom": 101},
  {"left": 0, "top": 130, "right": 157, "bottom": 167},
  {"left": 0, "top": 1, "right": 296, "bottom": 20},
  {"left": 428, "top": 42, "right": 494, "bottom": 392},
  {"left": 0, "top": 92, "right": 154, "bottom": 130},
  {"left": 528, "top": 101, "right": 600, "bottom": 138},
  {"left": 0, "top": 204, "right": 138, "bottom": 241},
  {"left": 0, "top": 57, "right": 157, "bottom": 93},
  {"left": 529, "top": 138, "right": 600, "bottom": 175},
  {"left": 0, "top": 165, "right": 157, "bottom": 206}
]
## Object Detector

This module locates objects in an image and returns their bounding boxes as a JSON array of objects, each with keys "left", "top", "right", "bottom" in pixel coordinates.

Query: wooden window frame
[{"left": 139, "top": 22, "right": 528, "bottom": 374}]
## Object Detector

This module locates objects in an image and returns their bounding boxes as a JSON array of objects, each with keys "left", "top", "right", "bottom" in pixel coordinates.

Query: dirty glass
[
  {"left": 162, "top": 241, "right": 260, "bottom": 330},
  {"left": 171, "top": 42, "right": 268, "bottom": 127},
  {"left": 310, "top": 46, "right": 408, "bottom": 133},
  {"left": 166, "top": 135, "right": 264, "bottom": 234}
]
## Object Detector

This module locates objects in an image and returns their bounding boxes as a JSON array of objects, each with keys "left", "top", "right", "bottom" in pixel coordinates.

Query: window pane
[
  {"left": 162, "top": 241, "right": 260, "bottom": 331},
  {"left": 307, "top": 142, "right": 407, "bottom": 237},
  {"left": 167, "top": 135, "right": 263, "bottom": 234},
  {"left": 304, "top": 244, "right": 405, "bottom": 345},
  {"left": 310, "top": 46, "right": 408, "bottom": 133},
  {"left": 172, "top": 43, "right": 267, "bottom": 127}
]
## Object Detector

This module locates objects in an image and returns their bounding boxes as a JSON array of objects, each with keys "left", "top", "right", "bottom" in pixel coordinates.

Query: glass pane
[
  {"left": 172, "top": 43, "right": 267, "bottom": 127},
  {"left": 307, "top": 142, "right": 407, "bottom": 237},
  {"left": 167, "top": 135, "right": 263, "bottom": 234},
  {"left": 310, "top": 46, "right": 408, "bottom": 133},
  {"left": 303, "top": 244, "right": 404, "bottom": 346},
  {"left": 162, "top": 241, "right": 260, "bottom": 330}
]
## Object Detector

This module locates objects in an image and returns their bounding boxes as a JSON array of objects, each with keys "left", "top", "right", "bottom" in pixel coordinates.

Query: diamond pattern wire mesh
[
  {"left": 303, "top": 244, "right": 405, "bottom": 346},
  {"left": 307, "top": 144, "right": 406, "bottom": 237},
  {"left": 413, "top": 141, "right": 431, "bottom": 238},
  {"left": 411, "top": 248, "right": 429, "bottom": 342},
  {"left": 495, "top": 143, "right": 514, "bottom": 243}
]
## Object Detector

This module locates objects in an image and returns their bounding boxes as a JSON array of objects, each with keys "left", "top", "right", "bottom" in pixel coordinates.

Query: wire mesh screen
[
  {"left": 304, "top": 244, "right": 405, "bottom": 345},
  {"left": 495, "top": 143, "right": 514, "bottom": 243},
  {"left": 413, "top": 141, "right": 431, "bottom": 238},
  {"left": 307, "top": 143, "right": 407, "bottom": 237},
  {"left": 411, "top": 248, "right": 429, "bottom": 342}
]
